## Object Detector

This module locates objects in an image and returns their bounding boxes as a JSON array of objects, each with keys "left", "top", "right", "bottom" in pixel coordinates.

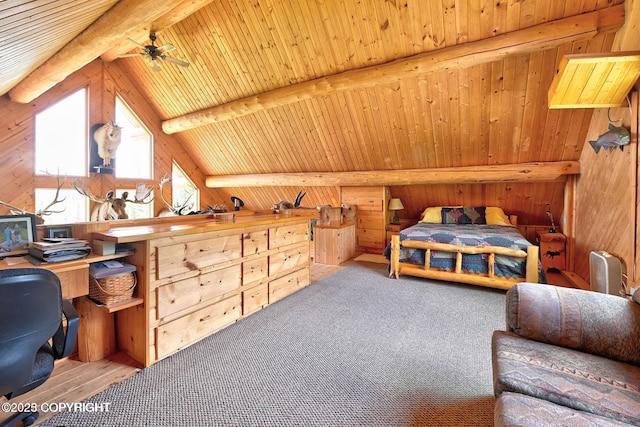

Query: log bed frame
[{"left": 388, "top": 224, "right": 540, "bottom": 291}]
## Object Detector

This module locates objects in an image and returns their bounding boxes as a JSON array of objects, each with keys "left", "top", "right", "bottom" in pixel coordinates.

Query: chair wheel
[{"left": 23, "top": 412, "right": 39, "bottom": 426}]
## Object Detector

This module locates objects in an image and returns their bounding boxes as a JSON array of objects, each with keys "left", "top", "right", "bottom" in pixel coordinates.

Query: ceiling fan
[{"left": 117, "top": 32, "right": 190, "bottom": 72}]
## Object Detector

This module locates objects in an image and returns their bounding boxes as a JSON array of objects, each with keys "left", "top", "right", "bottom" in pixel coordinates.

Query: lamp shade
[{"left": 388, "top": 198, "right": 404, "bottom": 211}]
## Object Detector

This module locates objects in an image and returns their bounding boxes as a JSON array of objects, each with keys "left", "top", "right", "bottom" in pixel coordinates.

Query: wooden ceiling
[{"left": 1, "top": 0, "right": 635, "bottom": 220}]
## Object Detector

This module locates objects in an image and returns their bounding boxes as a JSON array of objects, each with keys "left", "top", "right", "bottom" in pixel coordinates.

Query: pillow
[
  {"left": 419, "top": 206, "right": 463, "bottom": 223},
  {"left": 441, "top": 207, "right": 486, "bottom": 224},
  {"left": 419, "top": 207, "right": 443, "bottom": 223},
  {"left": 486, "top": 207, "right": 512, "bottom": 226}
]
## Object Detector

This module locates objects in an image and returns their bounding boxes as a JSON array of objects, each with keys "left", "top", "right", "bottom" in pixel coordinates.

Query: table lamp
[{"left": 388, "top": 198, "right": 404, "bottom": 224}]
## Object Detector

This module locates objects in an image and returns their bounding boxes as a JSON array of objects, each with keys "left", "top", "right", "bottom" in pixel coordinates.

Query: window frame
[{"left": 114, "top": 95, "right": 154, "bottom": 181}]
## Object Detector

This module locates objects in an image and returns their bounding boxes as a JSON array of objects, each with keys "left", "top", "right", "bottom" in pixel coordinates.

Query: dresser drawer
[
  {"left": 269, "top": 223, "right": 309, "bottom": 248},
  {"left": 242, "top": 257, "right": 268, "bottom": 285},
  {"left": 243, "top": 230, "right": 268, "bottom": 255},
  {"left": 156, "top": 295, "right": 242, "bottom": 359},
  {"left": 156, "top": 264, "right": 242, "bottom": 319},
  {"left": 242, "top": 283, "right": 269, "bottom": 315},
  {"left": 269, "top": 242, "right": 309, "bottom": 276},
  {"left": 269, "top": 267, "right": 310, "bottom": 304},
  {"left": 155, "top": 234, "right": 242, "bottom": 279}
]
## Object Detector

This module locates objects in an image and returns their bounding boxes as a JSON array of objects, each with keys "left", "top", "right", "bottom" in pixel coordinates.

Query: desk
[{"left": 0, "top": 253, "right": 135, "bottom": 362}]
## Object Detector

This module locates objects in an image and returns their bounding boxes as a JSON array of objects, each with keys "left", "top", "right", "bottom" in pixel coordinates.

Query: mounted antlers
[
  {"left": 0, "top": 172, "right": 66, "bottom": 224},
  {"left": 158, "top": 174, "right": 194, "bottom": 216},
  {"left": 157, "top": 174, "right": 227, "bottom": 216},
  {"left": 73, "top": 179, "right": 153, "bottom": 221}
]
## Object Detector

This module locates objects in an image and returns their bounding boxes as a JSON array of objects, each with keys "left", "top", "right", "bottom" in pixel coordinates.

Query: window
[
  {"left": 34, "top": 88, "right": 87, "bottom": 176},
  {"left": 34, "top": 188, "right": 88, "bottom": 225},
  {"left": 172, "top": 162, "right": 199, "bottom": 214},
  {"left": 114, "top": 96, "right": 152, "bottom": 179}
]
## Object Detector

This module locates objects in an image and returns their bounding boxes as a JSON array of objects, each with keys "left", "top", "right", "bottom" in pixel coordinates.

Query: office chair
[{"left": 0, "top": 268, "right": 79, "bottom": 427}]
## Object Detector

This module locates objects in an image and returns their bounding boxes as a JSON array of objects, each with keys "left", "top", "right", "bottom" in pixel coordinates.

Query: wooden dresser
[
  {"left": 341, "top": 186, "right": 390, "bottom": 254},
  {"left": 90, "top": 214, "right": 312, "bottom": 367}
]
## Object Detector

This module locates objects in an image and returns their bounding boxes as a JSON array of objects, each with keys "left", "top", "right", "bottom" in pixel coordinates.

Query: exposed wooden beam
[
  {"left": 205, "top": 162, "right": 580, "bottom": 188},
  {"left": 7, "top": 0, "right": 188, "bottom": 104},
  {"left": 163, "top": 6, "right": 624, "bottom": 134},
  {"left": 100, "top": 0, "right": 215, "bottom": 62}
]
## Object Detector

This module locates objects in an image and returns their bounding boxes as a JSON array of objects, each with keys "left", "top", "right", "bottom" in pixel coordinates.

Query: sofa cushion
[
  {"left": 495, "top": 392, "right": 635, "bottom": 427},
  {"left": 492, "top": 331, "right": 640, "bottom": 425},
  {"left": 506, "top": 283, "right": 640, "bottom": 366}
]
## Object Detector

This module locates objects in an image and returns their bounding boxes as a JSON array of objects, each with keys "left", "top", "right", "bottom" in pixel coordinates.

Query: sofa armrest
[{"left": 506, "top": 283, "right": 640, "bottom": 366}]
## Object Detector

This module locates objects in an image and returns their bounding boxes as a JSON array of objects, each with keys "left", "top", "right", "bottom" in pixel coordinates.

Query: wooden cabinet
[
  {"left": 314, "top": 222, "right": 356, "bottom": 265},
  {"left": 103, "top": 216, "right": 312, "bottom": 367},
  {"left": 341, "top": 186, "right": 390, "bottom": 254},
  {"left": 537, "top": 232, "right": 566, "bottom": 272}
]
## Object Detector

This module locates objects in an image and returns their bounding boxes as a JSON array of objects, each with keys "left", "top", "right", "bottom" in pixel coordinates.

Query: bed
[{"left": 386, "top": 206, "right": 541, "bottom": 290}]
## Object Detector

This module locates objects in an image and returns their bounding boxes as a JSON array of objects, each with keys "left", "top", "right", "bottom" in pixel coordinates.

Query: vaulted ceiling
[{"left": 1, "top": 0, "right": 635, "bottom": 219}]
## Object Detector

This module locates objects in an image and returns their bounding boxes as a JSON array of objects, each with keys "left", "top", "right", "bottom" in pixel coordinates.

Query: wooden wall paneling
[
  {"left": 0, "top": 61, "right": 103, "bottom": 216},
  {"left": 574, "top": 104, "right": 635, "bottom": 282},
  {"left": 387, "top": 182, "right": 566, "bottom": 227},
  {"left": 563, "top": 175, "right": 577, "bottom": 272},
  {"left": 103, "top": 61, "right": 224, "bottom": 214},
  {"left": 628, "top": 90, "right": 640, "bottom": 287}
]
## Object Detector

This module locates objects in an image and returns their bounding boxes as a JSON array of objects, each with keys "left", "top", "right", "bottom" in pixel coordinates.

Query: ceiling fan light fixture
[{"left": 117, "top": 32, "right": 190, "bottom": 70}]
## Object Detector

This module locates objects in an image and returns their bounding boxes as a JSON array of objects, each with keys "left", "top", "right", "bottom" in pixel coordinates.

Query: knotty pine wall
[
  {"left": 389, "top": 182, "right": 565, "bottom": 227},
  {"left": 573, "top": 99, "right": 638, "bottom": 286},
  {"left": 0, "top": 57, "right": 569, "bottom": 230},
  {"left": 0, "top": 60, "right": 225, "bottom": 217}
]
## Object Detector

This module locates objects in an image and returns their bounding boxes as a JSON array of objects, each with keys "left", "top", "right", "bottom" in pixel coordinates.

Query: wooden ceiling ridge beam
[
  {"left": 100, "top": 0, "right": 216, "bottom": 62},
  {"left": 204, "top": 161, "right": 581, "bottom": 188},
  {"left": 162, "top": 5, "right": 625, "bottom": 134},
  {"left": 7, "top": 0, "right": 192, "bottom": 104}
]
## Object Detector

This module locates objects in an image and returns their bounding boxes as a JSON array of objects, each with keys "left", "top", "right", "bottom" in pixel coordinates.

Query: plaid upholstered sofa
[{"left": 492, "top": 283, "right": 640, "bottom": 426}]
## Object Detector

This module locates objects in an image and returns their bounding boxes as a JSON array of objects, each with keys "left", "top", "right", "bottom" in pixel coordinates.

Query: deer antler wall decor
[
  {"left": 157, "top": 174, "right": 194, "bottom": 216},
  {"left": 157, "top": 174, "right": 227, "bottom": 216},
  {"left": 273, "top": 191, "right": 307, "bottom": 211},
  {"left": 0, "top": 171, "right": 67, "bottom": 224}
]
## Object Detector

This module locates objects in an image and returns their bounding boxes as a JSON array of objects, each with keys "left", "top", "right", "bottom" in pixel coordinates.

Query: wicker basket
[{"left": 89, "top": 271, "right": 136, "bottom": 305}]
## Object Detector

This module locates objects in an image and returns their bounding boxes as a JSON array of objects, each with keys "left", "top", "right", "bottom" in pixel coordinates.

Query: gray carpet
[{"left": 43, "top": 262, "right": 506, "bottom": 427}]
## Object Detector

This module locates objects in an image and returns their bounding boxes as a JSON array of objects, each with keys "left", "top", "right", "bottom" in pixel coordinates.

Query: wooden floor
[
  {"left": 0, "top": 352, "right": 141, "bottom": 425},
  {"left": 0, "top": 261, "right": 351, "bottom": 426}
]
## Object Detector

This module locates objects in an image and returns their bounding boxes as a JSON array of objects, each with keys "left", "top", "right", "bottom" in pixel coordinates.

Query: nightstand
[
  {"left": 537, "top": 232, "right": 566, "bottom": 272},
  {"left": 385, "top": 219, "right": 417, "bottom": 245}
]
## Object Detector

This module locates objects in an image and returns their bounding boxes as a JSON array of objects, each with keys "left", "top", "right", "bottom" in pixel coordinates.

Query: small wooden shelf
[
  {"left": 92, "top": 297, "right": 144, "bottom": 313},
  {"left": 85, "top": 251, "right": 133, "bottom": 263}
]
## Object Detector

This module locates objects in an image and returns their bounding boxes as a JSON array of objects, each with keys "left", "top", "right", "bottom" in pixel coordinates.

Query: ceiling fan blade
[
  {"left": 162, "top": 56, "right": 190, "bottom": 67},
  {"left": 156, "top": 43, "right": 176, "bottom": 54},
  {"left": 151, "top": 59, "right": 162, "bottom": 72}
]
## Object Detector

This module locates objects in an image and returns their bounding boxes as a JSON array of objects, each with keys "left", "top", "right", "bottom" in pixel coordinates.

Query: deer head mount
[
  {"left": 0, "top": 172, "right": 67, "bottom": 224},
  {"left": 73, "top": 179, "right": 153, "bottom": 221}
]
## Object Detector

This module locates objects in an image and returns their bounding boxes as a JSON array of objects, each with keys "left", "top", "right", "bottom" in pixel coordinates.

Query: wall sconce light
[{"left": 388, "top": 198, "right": 404, "bottom": 224}]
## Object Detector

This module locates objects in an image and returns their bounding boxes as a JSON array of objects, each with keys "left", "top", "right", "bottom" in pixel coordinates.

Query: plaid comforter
[{"left": 390, "top": 223, "right": 537, "bottom": 280}]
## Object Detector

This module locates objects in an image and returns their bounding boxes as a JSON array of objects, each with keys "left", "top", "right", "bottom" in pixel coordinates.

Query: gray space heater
[{"left": 589, "top": 251, "right": 623, "bottom": 296}]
